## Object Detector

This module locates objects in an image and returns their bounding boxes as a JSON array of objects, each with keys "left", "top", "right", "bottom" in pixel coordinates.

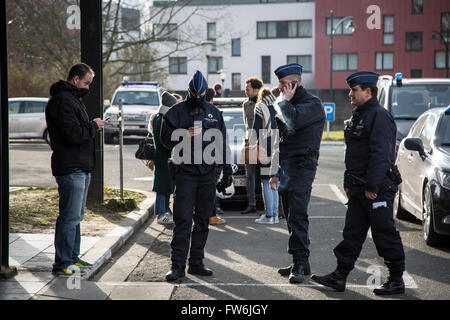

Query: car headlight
[{"left": 436, "top": 170, "right": 450, "bottom": 190}]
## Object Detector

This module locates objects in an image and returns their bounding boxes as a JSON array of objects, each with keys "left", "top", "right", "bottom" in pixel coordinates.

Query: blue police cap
[
  {"left": 346, "top": 71, "right": 379, "bottom": 87},
  {"left": 188, "top": 70, "right": 208, "bottom": 95},
  {"left": 274, "top": 63, "right": 303, "bottom": 80}
]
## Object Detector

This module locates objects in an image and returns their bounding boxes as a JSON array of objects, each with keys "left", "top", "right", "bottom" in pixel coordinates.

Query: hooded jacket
[{"left": 45, "top": 80, "right": 99, "bottom": 176}]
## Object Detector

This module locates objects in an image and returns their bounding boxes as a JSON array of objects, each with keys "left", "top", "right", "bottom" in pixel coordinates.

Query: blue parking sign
[{"left": 323, "top": 103, "right": 335, "bottom": 122}]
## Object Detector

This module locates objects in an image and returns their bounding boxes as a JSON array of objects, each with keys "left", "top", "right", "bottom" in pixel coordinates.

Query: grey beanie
[{"left": 161, "top": 91, "right": 178, "bottom": 107}]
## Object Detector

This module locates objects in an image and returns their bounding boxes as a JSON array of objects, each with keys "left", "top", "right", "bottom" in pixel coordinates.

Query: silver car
[{"left": 9, "top": 97, "right": 49, "bottom": 143}]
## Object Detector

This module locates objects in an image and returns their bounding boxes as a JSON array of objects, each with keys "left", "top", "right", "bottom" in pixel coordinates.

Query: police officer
[
  {"left": 160, "top": 70, "right": 232, "bottom": 281},
  {"left": 311, "top": 71, "right": 406, "bottom": 296},
  {"left": 269, "top": 63, "right": 325, "bottom": 284}
]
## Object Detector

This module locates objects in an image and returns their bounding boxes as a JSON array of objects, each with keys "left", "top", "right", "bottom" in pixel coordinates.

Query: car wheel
[
  {"left": 423, "top": 184, "right": 441, "bottom": 246},
  {"left": 394, "top": 189, "right": 412, "bottom": 220},
  {"left": 43, "top": 129, "right": 50, "bottom": 144}
]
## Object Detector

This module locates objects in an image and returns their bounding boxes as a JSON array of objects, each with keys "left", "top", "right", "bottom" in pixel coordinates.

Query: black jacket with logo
[
  {"left": 160, "top": 99, "right": 231, "bottom": 176},
  {"left": 344, "top": 97, "right": 397, "bottom": 194},
  {"left": 45, "top": 80, "right": 98, "bottom": 177}
]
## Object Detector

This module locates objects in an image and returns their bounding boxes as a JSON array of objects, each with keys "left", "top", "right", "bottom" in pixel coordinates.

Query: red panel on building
[{"left": 315, "top": 0, "right": 450, "bottom": 90}]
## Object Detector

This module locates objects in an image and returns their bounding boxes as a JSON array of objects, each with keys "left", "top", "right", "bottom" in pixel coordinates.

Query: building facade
[
  {"left": 315, "top": 0, "right": 450, "bottom": 90},
  {"left": 150, "top": 0, "right": 316, "bottom": 93}
]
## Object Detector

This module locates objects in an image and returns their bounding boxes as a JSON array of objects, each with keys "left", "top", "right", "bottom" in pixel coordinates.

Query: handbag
[
  {"left": 135, "top": 136, "right": 155, "bottom": 160},
  {"left": 242, "top": 142, "right": 269, "bottom": 165}
]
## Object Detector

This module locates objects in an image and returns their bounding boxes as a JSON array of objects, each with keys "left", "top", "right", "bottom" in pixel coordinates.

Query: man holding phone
[
  {"left": 269, "top": 63, "right": 325, "bottom": 284},
  {"left": 45, "top": 63, "right": 107, "bottom": 276}
]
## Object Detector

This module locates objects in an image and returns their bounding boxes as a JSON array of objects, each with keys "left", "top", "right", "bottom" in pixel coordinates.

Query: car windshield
[
  {"left": 390, "top": 85, "right": 450, "bottom": 120},
  {"left": 222, "top": 111, "right": 245, "bottom": 144},
  {"left": 112, "top": 91, "right": 159, "bottom": 106},
  {"left": 439, "top": 115, "right": 450, "bottom": 146}
]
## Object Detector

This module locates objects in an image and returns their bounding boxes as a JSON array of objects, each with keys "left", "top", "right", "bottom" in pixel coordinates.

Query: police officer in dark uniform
[
  {"left": 311, "top": 71, "right": 406, "bottom": 296},
  {"left": 160, "top": 70, "right": 232, "bottom": 282},
  {"left": 268, "top": 63, "right": 325, "bottom": 283}
]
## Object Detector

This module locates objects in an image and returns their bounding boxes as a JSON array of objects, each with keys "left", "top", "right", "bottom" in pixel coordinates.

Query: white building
[{"left": 149, "top": 0, "right": 316, "bottom": 94}]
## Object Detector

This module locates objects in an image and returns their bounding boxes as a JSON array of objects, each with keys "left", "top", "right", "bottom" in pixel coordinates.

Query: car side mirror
[{"left": 404, "top": 137, "right": 426, "bottom": 158}]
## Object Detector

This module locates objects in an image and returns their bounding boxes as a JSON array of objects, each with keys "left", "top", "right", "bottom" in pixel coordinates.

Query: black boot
[
  {"left": 373, "top": 276, "right": 405, "bottom": 296},
  {"left": 289, "top": 263, "right": 304, "bottom": 284},
  {"left": 188, "top": 264, "right": 213, "bottom": 276},
  {"left": 278, "top": 261, "right": 311, "bottom": 276},
  {"left": 165, "top": 265, "right": 185, "bottom": 282},
  {"left": 311, "top": 270, "right": 347, "bottom": 292},
  {"left": 241, "top": 206, "right": 257, "bottom": 214}
]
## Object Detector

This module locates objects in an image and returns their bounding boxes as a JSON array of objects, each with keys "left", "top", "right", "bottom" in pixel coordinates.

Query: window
[
  {"left": 257, "top": 20, "right": 312, "bottom": 39},
  {"left": 412, "top": 0, "right": 423, "bottom": 14},
  {"left": 208, "top": 56, "right": 223, "bottom": 74},
  {"left": 410, "top": 69, "right": 422, "bottom": 78},
  {"left": 169, "top": 57, "right": 187, "bottom": 74},
  {"left": 326, "top": 17, "right": 354, "bottom": 36},
  {"left": 261, "top": 56, "right": 271, "bottom": 83},
  {"left": 207, "top": 22, "right": 217, "bottom": 51},
  {"left": 332, "top": 53, "right": 357, "bottom": 71},
  {"left": 232, "top": 38, "right": 241, "bottom": 56},
  {"left": 420, "top": 115, "right": 436, "bottom": 150},
  {"left": 153, "top": 23, "right": 177, "bottom": 40},
  {"left": 410, "top": 114, "right": 428, "bottom": 137},
  {"left": 375, "top": 52, "right": 394, "bottom": 70},
  {"left": 121, "top": 7, "right": 140, "bottom": 31},
  {"left": 383, "top": 16, "right": 394, "bottom": 45},
  {"left": 232, "top": 73, "right": 241, "bottom": 90},
  {"left": 23, "top": 101, "right": 45, "bottom": 113},
  {"left": 435, "top": 51, "right": 450, "bottom": 69},
  {"left": 8, "top": 101, "right": 20, "bottom": 114},
  {"left": 405, "top": 32, "right": 422, "bottom": 51},
  {"left": 442, "top": 12, "right": 450, "bottom": 43},
  {"left": 287, "top": 55, "right": 312, "bottom": 73},
  {"left": 378, "top": 88, "right": 386, "bottom": 106},
  {"left": 287, "top": 20, "right": 312, "bottom": 38}
]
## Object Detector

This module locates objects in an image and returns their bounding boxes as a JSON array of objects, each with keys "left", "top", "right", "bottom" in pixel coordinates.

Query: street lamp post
[
  {"left": 219, "top": 69, "right": 226, "bottom": 91},
  {"left": 329, "top": 10, "right": 355, "bottom": 103},
  {"left": 431, "top": 30, "right": 449, "bottom": 78}
]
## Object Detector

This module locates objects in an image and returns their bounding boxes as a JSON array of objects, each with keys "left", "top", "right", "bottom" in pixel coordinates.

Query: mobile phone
[
  {"left": 291, "top": 81, "right": 297, "bottom": 89},
  {"left": 104, "top": 116, "right": 111, "bottom": 121}
]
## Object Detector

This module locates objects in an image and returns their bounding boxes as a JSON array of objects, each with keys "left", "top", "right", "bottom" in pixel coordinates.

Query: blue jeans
[
  {"left": 52, "top": 170, "right": 91, "bottom": 272},
  {"left": 155, "top": 193, "right": 167, "bottom": 216},
  {"left": 261, "top": 178, "right": 279, "bottom": 217}
]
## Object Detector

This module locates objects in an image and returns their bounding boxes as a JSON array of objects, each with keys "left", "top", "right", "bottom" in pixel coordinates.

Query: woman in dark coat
[{"left": 149, "top": 91, "right": 177, "bottom": 225}]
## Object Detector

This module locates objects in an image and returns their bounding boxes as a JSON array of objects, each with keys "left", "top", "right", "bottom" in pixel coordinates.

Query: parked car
[
  {"left": 8, "top": 97, "right": 50, "bottom": 143},
  {"left": 215, "top": 98, "right": 263, "bottom": 205},
  {"left": 377, "top": 73, "right": 450, "bottom": 150},
  {"left": 395, "top": 106, "right": 450, "bottom": 246},
  {"left": 103, "top": 81, "right": 164, "bottom": 144}
]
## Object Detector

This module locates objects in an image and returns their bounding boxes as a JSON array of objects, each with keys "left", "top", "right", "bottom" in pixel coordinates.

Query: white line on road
[
  {"left": 329, "top": 184, "right": 348, "bottom": 205},
  {"left": 133, "top": 177, "right": 153, "bottom": 181}
]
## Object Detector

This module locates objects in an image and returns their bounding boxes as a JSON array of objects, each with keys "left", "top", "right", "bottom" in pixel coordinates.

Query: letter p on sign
[{"left": 323, "top": 103, "right": 335, "bottom": 122}]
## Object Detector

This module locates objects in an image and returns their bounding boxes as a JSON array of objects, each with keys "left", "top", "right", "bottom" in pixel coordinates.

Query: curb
[{"left": 80, "top": 188, "right": 155, "bottom": 280}]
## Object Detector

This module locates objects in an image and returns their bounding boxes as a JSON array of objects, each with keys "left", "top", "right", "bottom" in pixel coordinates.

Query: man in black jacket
[
  {"left": 311, "top": 71, "right": 406, "bottom": 296},
  {"left": 160, "top": 70, "right": 232, "bottom": 281},
  {"left": 45, "top": 63, "right": 107, "bottom": 276},
  {"left": 269, "top": 63, "right": 325, "bottom": 284}
]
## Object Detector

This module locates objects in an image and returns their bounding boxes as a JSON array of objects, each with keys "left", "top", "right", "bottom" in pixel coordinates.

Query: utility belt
[
  {"left": 285, "top": 150, "right": 319, "bottom": 163},
  {"left": 346, "top": 165, "right": 402, "bottom": 188}
]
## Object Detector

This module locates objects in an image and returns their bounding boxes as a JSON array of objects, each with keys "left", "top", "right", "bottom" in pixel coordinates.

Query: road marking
[
  {"left": 329, "top": 184, "right": 348, "bottom": 205},
  {"left": 220, "top": 216, "right": 345, "bottom": 219},
  {"left": 133, "top": 177, "right": 153, "bottom": 181}
]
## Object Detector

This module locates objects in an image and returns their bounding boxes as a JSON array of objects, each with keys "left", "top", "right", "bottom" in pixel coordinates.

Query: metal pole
[
  {"left": 0, "top": 0, "right": 18, "bottom": 279},
  {"left": 445, "top": 41, "right": 449, "bottom": 79},
  {"left": 81, "top": 0, "right": 104, "bottom": 205},
  {"left": 118, "top": 99, "right": 124, "bottom": 200},
  {"left": 329, "top": 10, "right": 334, "bottom": 103}
]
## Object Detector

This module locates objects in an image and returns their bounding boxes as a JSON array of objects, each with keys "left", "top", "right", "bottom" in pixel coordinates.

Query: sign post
[{"left": 323, "top": 103, "right": 335, "bottom": 140}]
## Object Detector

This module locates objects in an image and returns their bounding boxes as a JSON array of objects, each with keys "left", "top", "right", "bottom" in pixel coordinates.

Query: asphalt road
[{"left": 9, "top": 140, "right": 450, "bottom": 301}]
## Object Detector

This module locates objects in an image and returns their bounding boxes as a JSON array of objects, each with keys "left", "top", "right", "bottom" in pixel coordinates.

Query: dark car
[
  {"left": 215, "top": 98, "right": 263, "bottom": 205},
  {"left": 395, "top": 106, "right": 450, "bottom": 246},
  {"left": 377, "top": 74, "right": 450, "bottom": 151}
]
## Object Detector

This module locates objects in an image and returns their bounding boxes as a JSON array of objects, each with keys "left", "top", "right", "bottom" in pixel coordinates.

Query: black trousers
[
  {"left": 170, "top": 171, "right": 216, "bottom": 268},
  {"left": 334, "top": 192, "right": 405, "bottom": 277},
  {"left": 279, "top": 158, "right": 318, "bottom": 264}
]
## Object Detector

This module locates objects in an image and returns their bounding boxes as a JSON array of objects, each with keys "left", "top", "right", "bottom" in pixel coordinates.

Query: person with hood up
[{"left": 45, "top": 63, "right": 107, "bottom": 276}]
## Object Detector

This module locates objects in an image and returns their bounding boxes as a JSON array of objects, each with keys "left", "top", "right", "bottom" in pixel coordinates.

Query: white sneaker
[
  {"left": 274, "top": 216, "right": 279, "bottom": 224},
  {"left": 157, "top": 213, "right": 174, "bottom": 225},
  {"left": 255, "top": 215, "right": 274, "bottom": 224}
]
